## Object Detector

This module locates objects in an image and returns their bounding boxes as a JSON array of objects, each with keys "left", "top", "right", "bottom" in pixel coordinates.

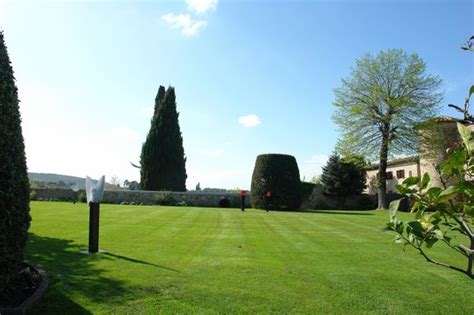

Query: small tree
[
  {"left": 321, "top": 153, "right": 366, "bottom": 205},
  {"left": 0, "top": 31, "right": 31, "bottom": 300},
  {"left": 388, "top": 123, "right": 474, "bottom": 278},
  {"left": 140, "top": 86, "right": 187, "bottom": 191},
  {"left": 333, "top": 49, "right": 443, "bottom": 209},
  {"left": 110, "top": 175, "right": 121, "bottom": 187}
]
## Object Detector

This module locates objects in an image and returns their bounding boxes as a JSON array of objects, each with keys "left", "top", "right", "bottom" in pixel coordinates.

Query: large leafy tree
[
  {"left": 333, "top": 49, "right": 443, "bottom": 209},
  {"left": 140, "top": 86, "right": 187, "bottom": 191},
  {"left": 0, "top": 32, "right": 31, "bottom": 299}
]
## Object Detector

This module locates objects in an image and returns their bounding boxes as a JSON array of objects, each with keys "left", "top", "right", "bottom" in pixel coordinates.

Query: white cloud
[
  {"left": 199, "top": 148, "right": 225, "bottom": 157},
  {"left": 238, "top": 114, "right": 261, "bottom": 128},
  {"left": 186, "top": 0, "right": 218, "bottom": 14},
  {"left": 300, "top": 154, "right": 329, "bottom": 181},
  {"left": 161, "top": 13, "right": 207, "bottom": 37}
]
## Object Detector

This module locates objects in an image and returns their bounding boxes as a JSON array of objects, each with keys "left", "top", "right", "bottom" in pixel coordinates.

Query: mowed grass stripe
[{"left": 27, "top": 202, "right": 474, "bottom": 314}]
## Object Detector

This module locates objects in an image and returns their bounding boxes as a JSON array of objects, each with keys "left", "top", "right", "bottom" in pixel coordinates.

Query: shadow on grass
[
  {"left": 25, "top": 233, "right": 131, "bottom": 314},
  {"left": 259, "top": 209, "right": 374, "bottom": 215},
  {"left": 309, "top": 210, "right": 374, "bottom": 216},
  {"left": 102, "top": 252, "right": 179, "bottom": 272}
]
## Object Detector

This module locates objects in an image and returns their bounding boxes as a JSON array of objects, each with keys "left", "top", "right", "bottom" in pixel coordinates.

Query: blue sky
[{"left": 0, "top": 0, "right": 472, "bottom": 189}]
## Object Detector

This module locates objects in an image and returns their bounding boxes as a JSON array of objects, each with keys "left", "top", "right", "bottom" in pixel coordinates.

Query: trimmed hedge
[
  {"left": 0, "top": 31, "right": 31, "bottom": 301},
  {"left": 250, "top": 154, "right": 301, "bottom": 210}
]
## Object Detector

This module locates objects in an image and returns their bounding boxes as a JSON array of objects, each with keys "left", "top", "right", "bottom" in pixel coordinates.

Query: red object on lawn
[
  {"left": 266, "top": 191, "right": 272, "bottom": 198},
  {"left": 240, "top": 190, "right": 247, "bottom": 197}
]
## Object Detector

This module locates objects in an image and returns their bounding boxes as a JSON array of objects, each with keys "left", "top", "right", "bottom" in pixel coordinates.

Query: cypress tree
[
  {"left": 140, "top": 86, "right": 187, "bottom": 191},
  {"left": 153, "top": 85, "right": 165, "bottom": 117},
  {"left": 0, "top": 32, "right": 31, "bottom": 298}
]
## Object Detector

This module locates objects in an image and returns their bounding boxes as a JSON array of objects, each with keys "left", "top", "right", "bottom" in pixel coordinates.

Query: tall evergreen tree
[
  {"left": 321, "top": 153, "right": 366, "bottom": 197},
  {"left": 0, "top": 32, "right": 31, "bottom": 298},
  {"left": 321, "top": 154, "right": 344, "bottom": 196},
  {"left": 140, "top": 86, "right": 187, "bottom": 191},
  {"left": 153, "top": 85, "right": 165, "bottom": 117}
]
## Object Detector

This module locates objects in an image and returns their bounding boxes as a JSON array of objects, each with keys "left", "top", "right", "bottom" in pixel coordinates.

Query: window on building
[
  {"left": 396, "top": 170, "right": 405, "bottom": 179},
  {"left": 409, "top": 170, "right": 412, "bottom": 177},
  {"left": 386, "top": 171, "right": 393, "bottom": 180}
]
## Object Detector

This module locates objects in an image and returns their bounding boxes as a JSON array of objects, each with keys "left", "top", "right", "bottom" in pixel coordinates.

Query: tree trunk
[{"left": 377, "top": 129, "right": 390, "bottom": 209}]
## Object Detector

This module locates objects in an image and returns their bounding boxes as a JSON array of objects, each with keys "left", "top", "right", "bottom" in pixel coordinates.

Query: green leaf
[
  {"left": 455, "top": 181, "right": 474, "bottom": 194},
  {"left": 420, "top": 173, "right": 430, "bottom": 190},
  {"left": 469, "top": 85, "right": 474, "bottom": 98},
  {"left": 433, "top": 229, "right": 444, "bottom": 240},
  {"left": 403, "top": 176, "right": 419, "bottom": 186},
  {"left": 395, "top": 184, "right": 412, "bottom": 195},
  {"left": 457, "top": 123, "right": 472, "bottom": 153},
  {"left": 438, "top": 186, "right": 457, "bottom": 202},
  {"left": 414, "top": 208, "right": 424, "bottom": 220},
  {"left": 426, "top": 187, "right": 442, "bottom": 199},
  {"left": 407, "top": 221, "right": 425, "bottom": 238},
  {"left": 410, "top": 201, "right": 420, "bottom": 214},
  {"left": 389, "top": 199, "right": 401, "bottom": 220}
]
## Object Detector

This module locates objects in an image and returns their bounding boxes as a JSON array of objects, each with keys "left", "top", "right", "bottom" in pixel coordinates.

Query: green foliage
[
  {"left": 218, "top": 197, "right": 230, "bottom": 208},
  {"left": 127, "top": 181, "right": 140, "bottom": 191},
  {"left": 250, "top": 154, "right": 301, "bottom": 210},
  {"left": 155, "top": 191, "right": 176, "bottom": 206},
  {"left": 28, "top": 173, "right": 86, "bottom": 189},
  {"left": 310, "top": 175, "right": 321, "bottom": 184},
  {"left": 140, "top": 86, "right": 187, "bottom": 191},
  {"left": 30, "top": 190, "right": 38, "bottom": 201},
  {"left": 333, "top": 49, "right": 443, "bottom": 160},
  {"left": 388, "top": 122, "right": 474, "bottom": 278},
  {"left": 321, "top": 153, "right": 366, "bottom": 196},
  {"left": 300, "top": 182, "right": 318, "bottom": 201},
  {"left": 0, "top": 31, "right": 32, "bottom": 299},
  {"left": 333, "top": 49, "right": 442, "bottom": 208},
  {"left": 78, "top": 192, "right": 87, "bottom": 203}
]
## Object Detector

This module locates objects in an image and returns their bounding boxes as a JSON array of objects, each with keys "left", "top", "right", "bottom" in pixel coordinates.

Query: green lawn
[{"left": 27, "top": 202, "right": 473, "bottom": 314}]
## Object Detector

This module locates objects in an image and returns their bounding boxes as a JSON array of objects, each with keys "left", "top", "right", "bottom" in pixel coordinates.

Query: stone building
[
  {"left": 365, "top": 157, "right": 420, "bottom": 194},
  {"left": 365, "top": 117, "right": 468, "bottom": 194}
]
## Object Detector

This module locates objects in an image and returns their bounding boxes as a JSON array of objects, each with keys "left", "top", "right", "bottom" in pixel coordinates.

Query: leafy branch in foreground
[{"left": 387, "top": 122, "right": 474, "bottom": 278}]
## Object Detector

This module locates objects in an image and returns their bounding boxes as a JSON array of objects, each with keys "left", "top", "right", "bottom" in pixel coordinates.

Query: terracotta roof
[{"left": 366, "top": 156, "right": 419, "bottom": 171}]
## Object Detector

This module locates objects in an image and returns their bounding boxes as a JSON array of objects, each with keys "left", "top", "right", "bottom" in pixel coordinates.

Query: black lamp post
[
  {"left": 240, "top": 190, "right": 247, "bottom": 212},
  {"left": 83, "top": 176, "right": 105, "bottom": 254},
  {"left": 265, "top": 191, "right": 272, "bottom": 212},
  {"left": 88, "top": 202, "right": 100, "bottom": 253}
]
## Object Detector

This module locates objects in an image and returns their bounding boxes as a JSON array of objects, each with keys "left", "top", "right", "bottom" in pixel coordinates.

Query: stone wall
[
  {"left": 32, "top": 188, "right": 409, "bottom": 211},
  {"left": 31, "top": 188, "right": 250, "bottom": 208}
]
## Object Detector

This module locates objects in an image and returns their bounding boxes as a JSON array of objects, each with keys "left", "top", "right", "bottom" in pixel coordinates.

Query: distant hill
[{"left": 28, "top": 172, "right": 119, "bottom": 190}]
